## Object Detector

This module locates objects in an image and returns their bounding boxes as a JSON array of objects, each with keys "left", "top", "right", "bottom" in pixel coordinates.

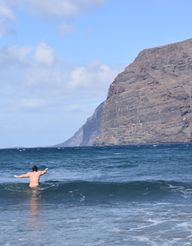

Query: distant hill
[
  {"left": 57, "top": 38, "right": 192, "bottom": 146},
  {"left": 55, "top": 103, "right": 104, "bottom": 147}
]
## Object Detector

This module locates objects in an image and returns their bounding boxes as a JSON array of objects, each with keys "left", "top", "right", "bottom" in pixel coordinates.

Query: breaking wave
[{"left": 1, "top": 180, "right": 192, "bottom": 203}]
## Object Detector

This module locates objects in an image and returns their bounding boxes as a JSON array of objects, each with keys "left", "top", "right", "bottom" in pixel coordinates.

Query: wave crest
[{"left": 1, "top": 180, "right": 192, "bottom": 203}]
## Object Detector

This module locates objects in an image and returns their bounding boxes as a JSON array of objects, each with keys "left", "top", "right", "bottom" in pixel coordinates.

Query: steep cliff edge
[
  {"left": 95, "top": 39, "right": 192, "bottom": 145},
  {"left": 56, "top": 103, "right": 103, "bottom": 147},
  {"left": 59, "top": 38, "right": 192, "bottom": 146}
]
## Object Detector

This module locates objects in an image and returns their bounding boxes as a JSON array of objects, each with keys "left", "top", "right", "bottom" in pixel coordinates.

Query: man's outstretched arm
[
  {"left": 40, "top": 168, "right": 48, "bottom": 176},
  {"left": 14, "top": 173, "right": 29, "bottom": 178}
]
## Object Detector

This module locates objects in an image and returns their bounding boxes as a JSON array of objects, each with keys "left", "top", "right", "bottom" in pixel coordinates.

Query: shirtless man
[{"left": 15, "top": 165, "right": 48, "bottom": 188}]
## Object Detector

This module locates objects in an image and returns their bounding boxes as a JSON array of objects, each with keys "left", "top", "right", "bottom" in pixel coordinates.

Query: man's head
[{"left": 32, "top": 165, "right": 38, "bottom": 172}]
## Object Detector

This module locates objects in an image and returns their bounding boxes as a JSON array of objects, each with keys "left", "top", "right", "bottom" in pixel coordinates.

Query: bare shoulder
[{"left": 38, "top": 170, "right": 45, "bottom": 175}]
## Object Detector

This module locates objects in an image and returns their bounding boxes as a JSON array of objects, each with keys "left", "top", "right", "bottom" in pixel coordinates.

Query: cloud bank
[
  {"left": 0, "top": 42, "right": 122, "bottom": 114},
  {"left": 0, "top": 0, "right": 104, "bottom": 36},
  {"left": 0, "top": 0, "right": 124, "bottom": 147}
]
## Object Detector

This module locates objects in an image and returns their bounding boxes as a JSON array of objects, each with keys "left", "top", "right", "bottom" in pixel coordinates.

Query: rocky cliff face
[
  {"left": 56, "top": 103, "right": 103, "bottom": 147},
  {"left": 60, "top": 39, "right": 192, "bottom": 146}
]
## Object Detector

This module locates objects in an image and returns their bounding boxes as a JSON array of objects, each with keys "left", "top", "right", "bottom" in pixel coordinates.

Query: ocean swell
[{"left": 1, "top": 180, "right": 192, "bottom": 203}]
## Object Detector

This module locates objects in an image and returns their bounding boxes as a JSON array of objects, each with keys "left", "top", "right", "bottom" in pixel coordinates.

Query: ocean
[{"left": 0, "top": 144, "right": 192, "bottom": 246}]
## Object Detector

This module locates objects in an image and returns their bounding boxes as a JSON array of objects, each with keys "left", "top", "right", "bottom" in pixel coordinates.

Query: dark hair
[{"left": 32, "top": 165, "right": 38, "bottom": 172}]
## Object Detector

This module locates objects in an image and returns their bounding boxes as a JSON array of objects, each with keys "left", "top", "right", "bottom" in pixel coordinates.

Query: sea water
[{"left": 0, "top": 144, "right": 192, "bottom": 246}]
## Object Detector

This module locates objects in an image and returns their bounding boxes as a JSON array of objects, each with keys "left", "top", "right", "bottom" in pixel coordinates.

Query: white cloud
[
  {"left": 69, "top": 67, "right": 87, "bottom": 88},
  {"left": 25, "top": 0, "right": 104, "bottom": 19},
  {"left": 6, "top": 45, "right": 31, "bottom": 61},
  {"left": 0, "top": 0, "right": 105, "bottom": 37},
  {"left": 0, "top": 0, "right": 104, "bottom": 18},
  {"left": 63, "top": 104, "right": 83, "bottom": 112},
  {"left": 24, "top": 65, "right": 65, "bottom": 90},
  {"left": 0, "top": 40, "right": 123, "bottom": 148},
  {"left": 58, "top": 22, "right": 73, "bottom": 35},
  {"left": 0, "top": 43, "right": 122, "bottom": 91},
  {"left": 26, "top": 0, "right": 78, "bottom": 19},
  {"left": 0, "top": 42, "right": 123, "bottom": 115},
  {"left": 19, "top": 98, "right": 46, "bottom": 110},
  {"left": 34, "top": 42, "right": 55, "bottom": 66},
  {"left": 0, "top": 42, "right": 122, "bottom": 94},
  {"left": 24, "top": 59, "right": 121, "bottom": 96},
  {"left": 0, "top": 1, "right": 17, "bottom": 37},
  {"left": 0, "top": 44, "right": 31, "bottom": 66},
  {"left": 0, "top": 20, "right": 6, "bottom": 37},
  {"left": 0, "top": 2, "right": 15, "bottom": 20},
  {"left": 68, "top": 61, "right": 119, "bottom": 90}
]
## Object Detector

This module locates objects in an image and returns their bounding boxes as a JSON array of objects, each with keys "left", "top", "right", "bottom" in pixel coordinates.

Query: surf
[{"left": 1, "top": 180, "right": 192, "bottom": 204}]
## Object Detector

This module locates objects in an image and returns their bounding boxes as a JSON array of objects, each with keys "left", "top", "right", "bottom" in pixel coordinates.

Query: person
[{"left": 15, "top": 165, "right": 48, "bottom": 188}]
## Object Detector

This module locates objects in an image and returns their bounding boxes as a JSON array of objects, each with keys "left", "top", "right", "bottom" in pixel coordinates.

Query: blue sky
[{"left": 0, "top": 0, "right": 192, "bottom": 148}]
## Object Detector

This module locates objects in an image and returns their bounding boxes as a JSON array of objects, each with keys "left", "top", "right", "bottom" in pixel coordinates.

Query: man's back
[
  {"left": 15, "top": 166, "right": 48, "bottom": 188},
  {"left": 28, "top": 171, "right": 42, "bottom": 188}
]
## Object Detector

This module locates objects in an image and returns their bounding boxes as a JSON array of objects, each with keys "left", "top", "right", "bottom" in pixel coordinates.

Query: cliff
[
  {"left": 56, "top": 103, "right": 104, "bottom": 147},
  {"left": 59, "top": 38, "right": 192, "bottom": 146}
]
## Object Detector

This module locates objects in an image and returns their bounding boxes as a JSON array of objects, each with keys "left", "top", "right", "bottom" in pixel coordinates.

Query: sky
[{"left": 1, "top": 0, "right": 192, "bottom": 148}]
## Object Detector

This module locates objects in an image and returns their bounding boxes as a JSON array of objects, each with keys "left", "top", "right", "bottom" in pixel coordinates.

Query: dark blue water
[{"left": 1, "top": 144, "right": 192, "bottom": 245}]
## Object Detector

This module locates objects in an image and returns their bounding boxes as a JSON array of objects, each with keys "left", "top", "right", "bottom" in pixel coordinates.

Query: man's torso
[{"left": 28, "top": 171, "right": 41, "bottom": 188}]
